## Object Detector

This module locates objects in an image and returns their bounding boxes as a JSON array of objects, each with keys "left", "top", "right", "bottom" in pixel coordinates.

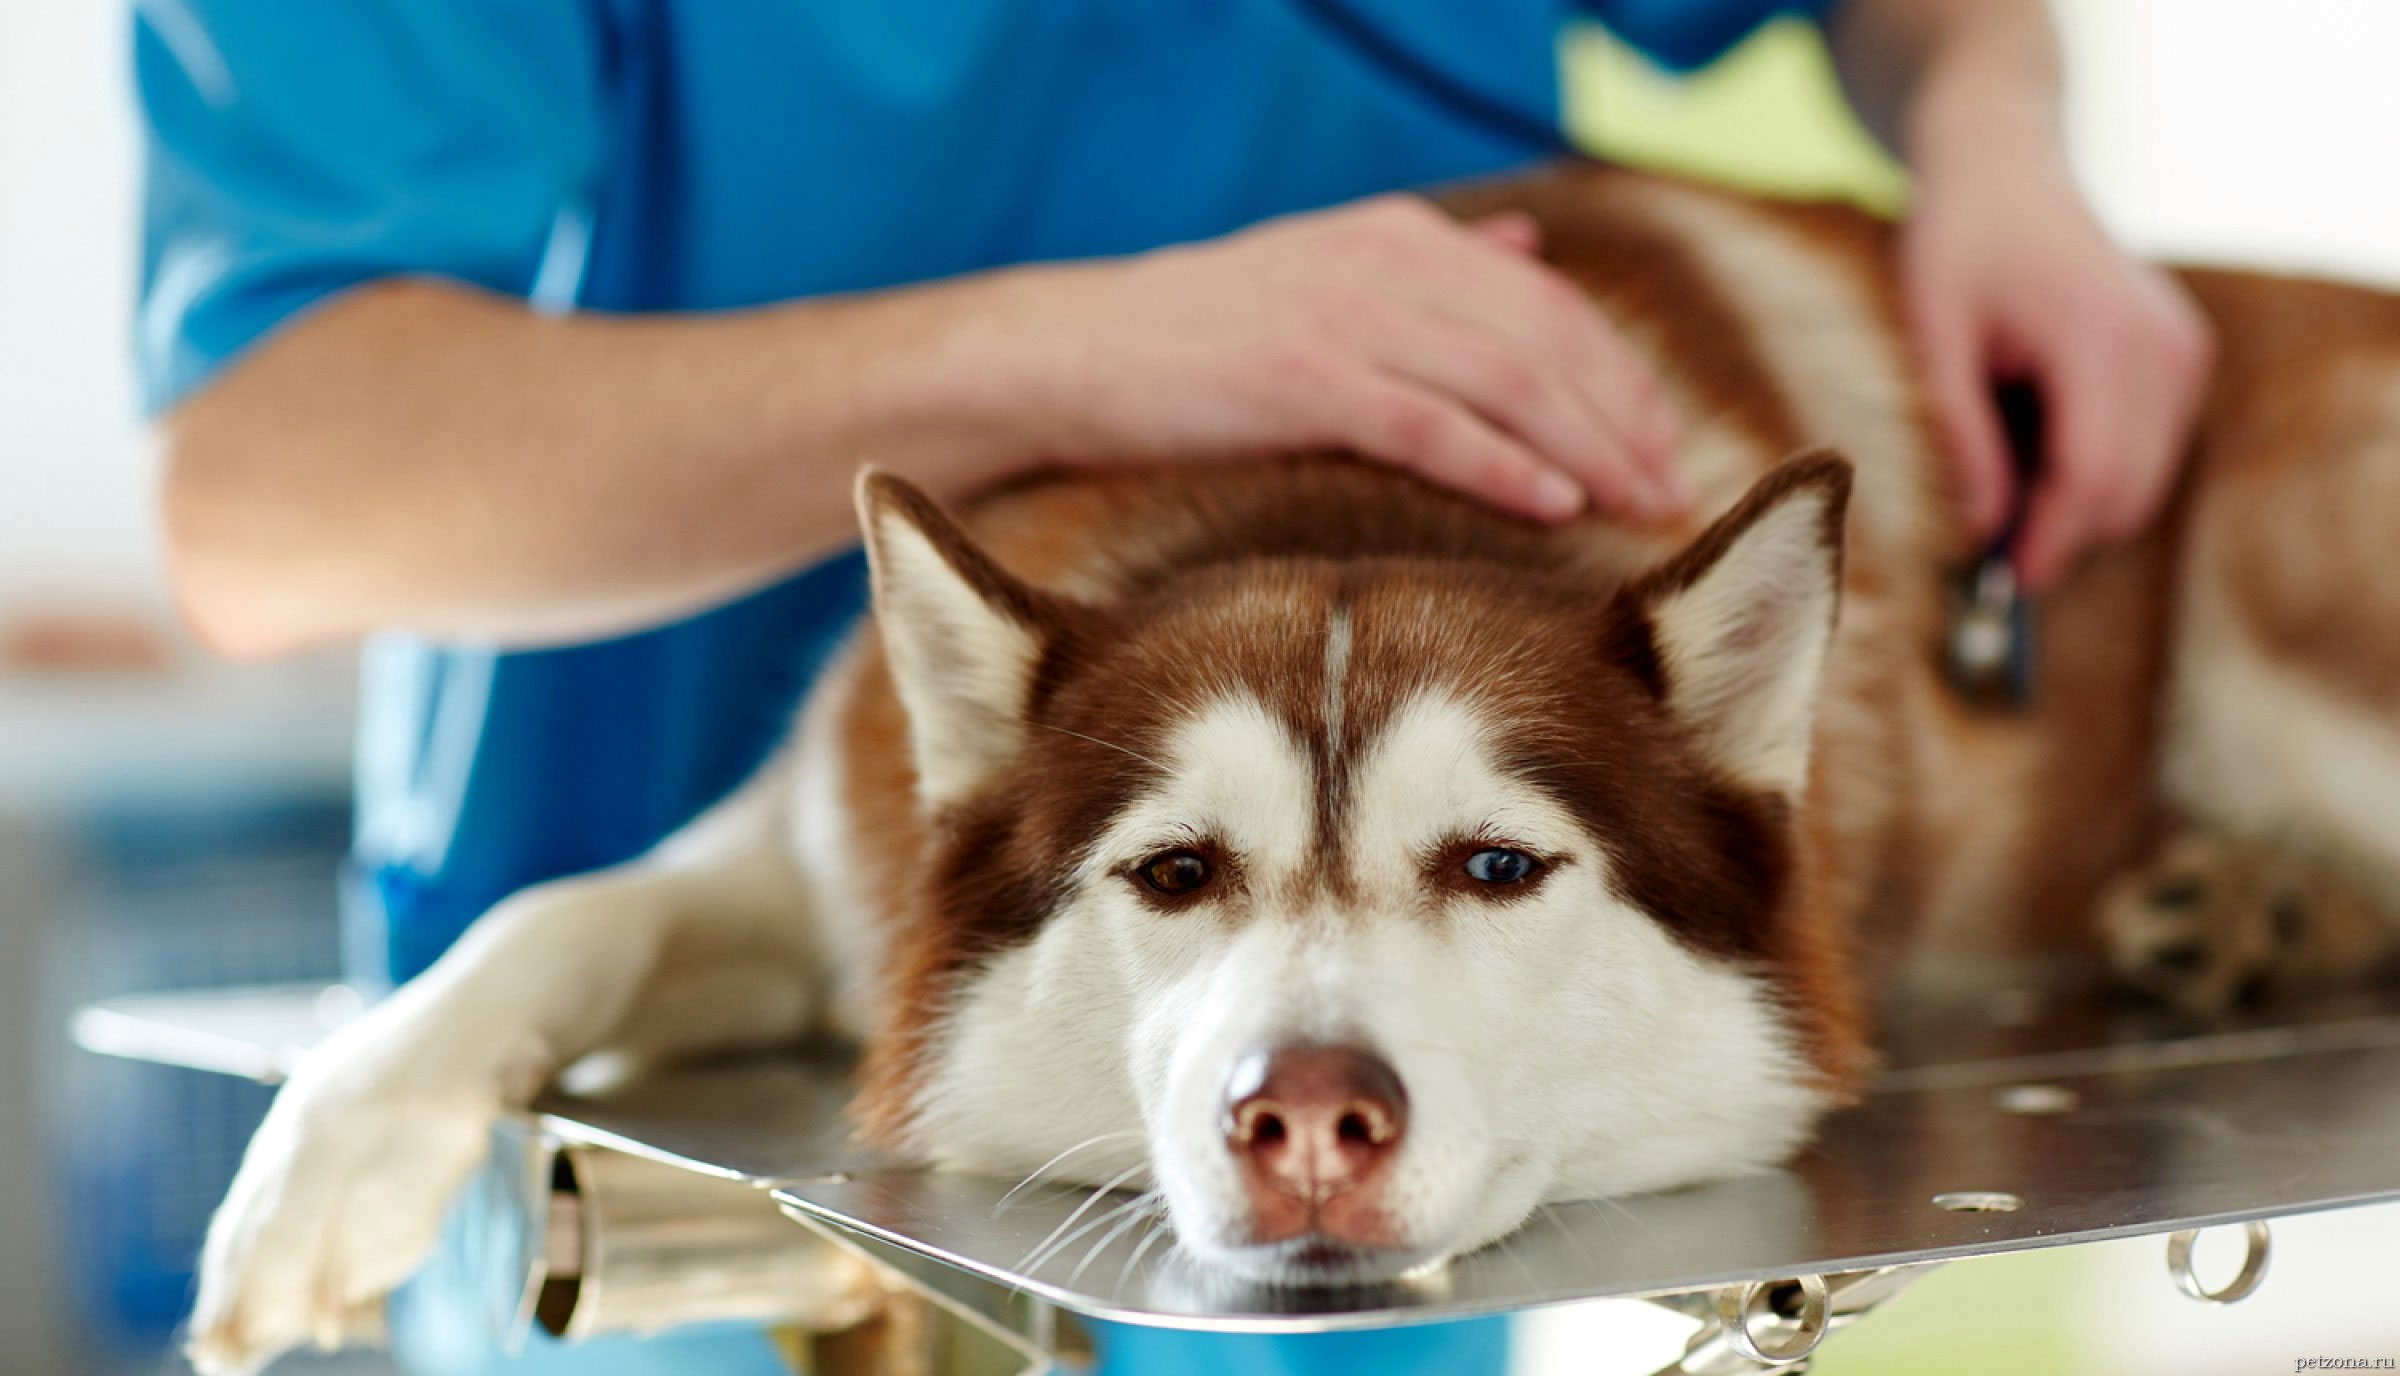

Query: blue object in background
[
  {"left": 1092, "top": 1317, "right": 1512, "bottom": 1376},
  {"left": 47, "top": 787, "right": 352, "bottom": 1354}
]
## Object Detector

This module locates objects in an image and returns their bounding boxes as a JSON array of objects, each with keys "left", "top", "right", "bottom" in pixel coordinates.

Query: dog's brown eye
[
  {"left": 1138, "top": 849, "right": 1213, "bottom": 896},
  {"left": 1463, "top": 848, "right": 1539, "bottom": 885}
]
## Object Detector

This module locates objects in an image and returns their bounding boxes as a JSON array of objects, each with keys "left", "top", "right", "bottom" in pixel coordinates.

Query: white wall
[
  {"left": 2060, "top": 0, "right": 2400, "bottom": 284},
  {"left": 0, "top": 0, "right": 156, "bottom": 612}
]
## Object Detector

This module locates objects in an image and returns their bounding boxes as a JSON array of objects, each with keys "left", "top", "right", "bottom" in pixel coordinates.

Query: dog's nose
[{"left": 1223, "top": 1043, "right": 1407, "bottom": 1202}]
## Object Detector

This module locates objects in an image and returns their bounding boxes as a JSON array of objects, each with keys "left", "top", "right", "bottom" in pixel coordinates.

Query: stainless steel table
[{"left": 75, "top": 972, "right": 2400, "bottom": 1372}]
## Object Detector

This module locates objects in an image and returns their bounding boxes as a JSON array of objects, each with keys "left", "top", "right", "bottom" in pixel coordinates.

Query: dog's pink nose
[{"left": 1223, "top": 1043, "right": 1407, "bottom": 1209}]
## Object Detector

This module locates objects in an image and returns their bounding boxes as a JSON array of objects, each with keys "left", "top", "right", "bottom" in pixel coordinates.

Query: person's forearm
[
  {"left": 165, "top": 194, "right": 1698, "bottom": 659},
  {"left": 1824, "top": 0, "right": 2064, "bottom": 169},
  {"left": 162, "top": 272, "right": 1052, "bottom": 656}
]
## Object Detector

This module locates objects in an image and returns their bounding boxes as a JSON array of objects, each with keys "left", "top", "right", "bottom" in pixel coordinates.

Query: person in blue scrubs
[{"left": 135, "top": 2, "right": 2211, "bottom": 1372}]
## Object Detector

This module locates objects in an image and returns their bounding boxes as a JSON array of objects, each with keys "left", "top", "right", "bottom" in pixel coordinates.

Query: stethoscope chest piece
[{"left": 1942, "top": 380, "right": 2046, "bottom": 709}]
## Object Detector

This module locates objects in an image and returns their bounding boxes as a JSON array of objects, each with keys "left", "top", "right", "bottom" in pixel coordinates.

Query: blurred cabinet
[{"left": 0, "top": 661, "right": 354, "bottom": 1375}]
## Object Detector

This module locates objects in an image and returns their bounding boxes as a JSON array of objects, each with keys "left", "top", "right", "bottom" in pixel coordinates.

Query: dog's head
[{"left": 851, "top": 456, "right": 1855, "bottom": 1284}]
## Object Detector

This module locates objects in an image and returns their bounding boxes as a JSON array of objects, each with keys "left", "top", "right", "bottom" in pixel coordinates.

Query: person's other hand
[
  {"left": 1900, "top": 107, "right": 2214, "bottom": 590},
  {"left": 984, "top": 195, "right": 1689, "bottom": 523}
]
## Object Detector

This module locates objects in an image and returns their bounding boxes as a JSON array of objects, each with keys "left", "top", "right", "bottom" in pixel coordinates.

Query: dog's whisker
[
  {"left": 1066, "top": 1190, "right": 1164, "bottom": 1288},
  {"left": 1588, "top": 1192, "right": 1665, "bottom": 1245},
  {"left": 1015, "top": 1178, "right": 1126, "bottom": 1275},
  {"left": 1020, "top": 1189, "right": 1156, "bottom": 1277},
  {"left": 1015, "top": 1163, "right": 1150, "bottom": 1273},
  {"left": 1036, "top": 723, "right": 1166, "bottom": 771},
  {"left": 1539, "top": 1201, "right": 1608, "bottom": 1270},
  {"left": 1116, "top": 1213, "right": 1174, "bottom": 1291},
  {"left": 994, "top": 1131, "right": 1145, "bottom": 1215},
  {"left": 1499, "top": 1228, "right": 1542, "bottom": 1289}
]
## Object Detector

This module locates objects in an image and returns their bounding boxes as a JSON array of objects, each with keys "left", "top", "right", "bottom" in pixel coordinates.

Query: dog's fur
[{"left": 189, "top": 166, "right": 2400, "bottom": 1372}]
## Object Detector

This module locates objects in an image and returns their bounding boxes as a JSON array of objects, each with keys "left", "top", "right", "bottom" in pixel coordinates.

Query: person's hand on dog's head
[{"left": 982, "top": 194, "right": 1690, "bottom": 527}]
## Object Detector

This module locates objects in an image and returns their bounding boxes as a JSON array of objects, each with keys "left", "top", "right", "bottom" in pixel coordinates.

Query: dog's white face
[{"left": 853, "top": 460, "right": 1854, "bottom": 1284}]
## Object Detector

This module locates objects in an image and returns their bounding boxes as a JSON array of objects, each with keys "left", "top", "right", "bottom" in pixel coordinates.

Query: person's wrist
[
  {"left": 957, "top": 258, "right": 1117, "bottom": 464},
  {"left": 840, "top": 262, "right": 1092, "bottom": 495},
  {"left": 1904, "top": 55, "right": 2068, "bottom": 198}
]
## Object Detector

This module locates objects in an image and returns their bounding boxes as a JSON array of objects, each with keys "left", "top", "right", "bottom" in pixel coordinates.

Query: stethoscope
[{"left": 1290, "top": 0, "right": 2042, "bottom": 708}]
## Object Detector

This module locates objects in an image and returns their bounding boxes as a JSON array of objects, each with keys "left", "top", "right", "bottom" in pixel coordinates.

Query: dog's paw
[
  {"left": 2099, "top": 831, "right": 2396, "bottom": 1018},
  {"left": 186, "top": 1044, "right": 511, "bottom": 1375}
]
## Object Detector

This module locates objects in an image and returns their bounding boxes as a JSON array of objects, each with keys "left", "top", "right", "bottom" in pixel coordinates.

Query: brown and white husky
[{"left": 189, "top": 165, "right": 2400, "bottom": 1372}]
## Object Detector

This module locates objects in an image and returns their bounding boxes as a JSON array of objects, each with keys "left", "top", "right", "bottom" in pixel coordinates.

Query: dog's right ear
[{"left": 857, "top": 470, "right": 1067, "bottom": 811}]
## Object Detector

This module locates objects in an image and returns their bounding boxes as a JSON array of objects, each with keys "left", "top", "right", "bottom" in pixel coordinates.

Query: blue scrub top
[{"left": 136, "top": 3, "right": 1828, "bottom": 1373}]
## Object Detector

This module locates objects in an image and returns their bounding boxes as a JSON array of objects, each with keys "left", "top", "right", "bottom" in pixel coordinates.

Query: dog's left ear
[
  {"left": 857, "top": 470, "right": 1069, "bottom": 811},
  {"left": 1605, "top": 452, "right": 1852, "bottom": 800}
]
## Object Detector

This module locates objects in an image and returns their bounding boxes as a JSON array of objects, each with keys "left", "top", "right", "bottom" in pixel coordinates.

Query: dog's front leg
[{"left": 188, "top": 766, "right": 821, "bottom": 1375}]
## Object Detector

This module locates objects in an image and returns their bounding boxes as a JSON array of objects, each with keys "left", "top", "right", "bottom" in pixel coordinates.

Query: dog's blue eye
[{"left": 1463, "top": 848, "right": 1538, "bottom": 885}]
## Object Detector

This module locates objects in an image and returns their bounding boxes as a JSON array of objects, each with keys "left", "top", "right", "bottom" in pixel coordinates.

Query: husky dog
[{"left": 189, "top": 166, "right": 2400, "bottom": 1372}]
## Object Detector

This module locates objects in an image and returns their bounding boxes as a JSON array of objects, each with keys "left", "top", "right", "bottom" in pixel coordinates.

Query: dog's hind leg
[
  {"left": 2098, "top": 830, "right": 2399, "bottom": 1017},
  {"left": 2119, "top": 305, "right": 2400, "bottom": 1008},
  {"left": 2159, "top": 345, "right": 2400, "bottom": 910}
]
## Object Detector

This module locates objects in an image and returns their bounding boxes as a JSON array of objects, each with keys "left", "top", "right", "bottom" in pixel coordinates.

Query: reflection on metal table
[{"left": 72, "top": 973, "right": 2400, "bottom": 1371}]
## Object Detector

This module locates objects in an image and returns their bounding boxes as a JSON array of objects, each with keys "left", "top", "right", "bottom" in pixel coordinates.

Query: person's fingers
[
  {"left": 1415, "top": 227, "right": 1688, "bottom": 506},
  {"left": 1349, "top": 293, "right": 1671, "bottom": 519},
  {"left": 1906, "top": 278, "right": 2015, "bottom": 542},
  {"left": 1331, "top": 367, "right": 1586, "bottom": 522},
  {"left": 1470, "top": 211, "right": 1542, "bottom": 256},
  {"left": 2013, "top": 341, "right": 2129, "bottom": 591},
  {"left": 2014, "top": 473, "right": 2102, "bottom": 593},
  {"left": 1574, "top": 315, "right": 1686, "bottom": 504},
  {"left": 2096, "top": 289, "right": 2214, "bottom": 543},
  {"left": 1327, "top": 201, "right": 1685, "bottom": 498},
  {"left": 2093, "top": 371, "right": 2187, "bottom": 544},
  {"left": 1229, "top": 197, "right": 1681, "bottom": 519}
]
